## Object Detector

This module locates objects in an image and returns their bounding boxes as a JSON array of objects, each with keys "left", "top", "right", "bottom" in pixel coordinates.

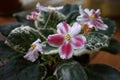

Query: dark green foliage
[
  {"left": 85, "top": 64, "right": 120, "bottom": 80},
  {"left": 0, "top": 40, "right": 16, "bottom": 58},
  {"left": 0, "top": 22, "right": 23, "bottom": 37},
  {"left": 101, "top": 38, "right": 120, "bottom": 54},
  {"left": 73, "top": 54, "right": 90, "bottom": 66},
  {"left": 42, "top": 11, "right": 66, "bottom": 29},
  {"left": 39, "top": 28, "right": 56, "bottom": 38},
  {"left": 59, "top": 4, "right": 79, "bottom": 16},
  {"left": 66, "top": 11, "right": 79, "bottom": 24},
  {"left": 59, "top": 4, "right": 79, "bottom": 23},
  {"left": 0, "top": 4, "right": 120, "bottom": 80},
  {"left": 5, "top": 26, "right": 43, "bottom": 53},
  {"left": 0, "top": 55, "right": 47, "bottom": 80},
  {"left": 13, "top": 11, "right": 35, "bottom": 27},
  {"left": 54, "top": 60, "right": 87, "bottom": 80},
  {"left": 46, "top": 76, "right": 57, "bottom": 80}
]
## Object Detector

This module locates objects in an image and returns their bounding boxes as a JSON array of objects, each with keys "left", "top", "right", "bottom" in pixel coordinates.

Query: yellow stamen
[
  {"left": 65, "top": 34, "right": 71, "bottom": 41},
  {"left": 31, "top": 45, "right": 36, "bottom": 50},
  {"left": 90, "top": 14, "right": 95, "bottom": 19}
]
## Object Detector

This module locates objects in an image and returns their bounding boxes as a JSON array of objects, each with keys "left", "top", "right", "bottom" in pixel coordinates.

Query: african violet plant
[{"left": 0, "top": 3, "right": 120, "bottom": 80}]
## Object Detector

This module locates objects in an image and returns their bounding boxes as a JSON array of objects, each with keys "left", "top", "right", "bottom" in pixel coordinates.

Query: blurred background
[
  {"left": 0, "top": 0, "right": 120, "bottom": 17},
  {"left": 0, "top": 0, "right": 120, "bottom": 70}
]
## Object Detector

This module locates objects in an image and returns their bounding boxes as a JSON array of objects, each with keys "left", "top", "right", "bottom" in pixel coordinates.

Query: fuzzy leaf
[
  {"left": 101, "top": 38, "right": 120, "bottom": 55},
  {"left": 66, "top": 11, "right": 79, "bottom": 24},
  {"left": 13, "top": 11, "right": 35, "bottom": 27},
  {"left": 54, "top": 60, "right": 87, "bottom": 80},
  {"left": 42, "top": 10, "right": 66, "bottom": 29},
  {"left": 5, "top": 26, "right": 45, "bottom": 53},
  {"left": 39, "top": 28, "right": 55, "bottom": 39},
  {"left": 46, "top": 76, "right": 57, "bottom": 80},
  {"left": 85, "top": 32, "right": 109, "bottom": 51},
  {"left": 0, "top": 22, "right": 23, "bottom": 37},
  {"left": 0, "top": 55, "right": 47, "bottom": 80},
  {"left": 17, "top": 64, "right": 46, "bottom": 80},
  {"left": 73, "top": 54, "right": 90, "bottom": 66},
  {"left": 59, "top": 4, "right": 79, "bottom": 23},
  {"left": 59, "top": 4, "right": 79, "bottom": 16},
  {"left": 0, "top": 40, "right": 16, "bottom": 58},
  {"left": 94, "top": 18, "right": 116, "bottom": 37},
  {"left": 85, "top": 64, "right": 120, "bottom": 80},
  {"left": 43, "top": 44, "right": 58, "bottom": 55}
]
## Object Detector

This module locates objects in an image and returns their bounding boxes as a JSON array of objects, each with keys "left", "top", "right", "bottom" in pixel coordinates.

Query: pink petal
[
  {"left": 57, "top": 21, "right": 70, "bottom": 34},
  {"left": 31, "top": 11, "right": 38, "bottom": 17},
  {"left": 95, "top": 19, "right": 108, "bottom": 30},
  {"left": 98, "top": 24, "right": 108, "bottom": 30},
  {"left": 70, "top": 22, "right": 81, "bottom": 37},
  {"left": 59, "top": 42, "right": 73, "bottom": 59},
  {"left": 71, "top": 35, "right": 86, "bottom": 49},
  {"left": 76, "top": 15, "right": 89, "bottom": 24},
  {"left": 26, "top": 15, "right": 34, "bottom": 20},
  {"left": 24, "top": 50, "right": 39, "bottom": 62},
  {"left": 36, "top": 44, "right": 43, "bottom": 52},
  {"left": 47, "top": 34, "right": 64, "bottom": 47},
  {"left": 84, "top": 8, "right": 90, "bottom": 15},
  {"left": 96, "top": 9, "right": 101, "bottom": 16}
]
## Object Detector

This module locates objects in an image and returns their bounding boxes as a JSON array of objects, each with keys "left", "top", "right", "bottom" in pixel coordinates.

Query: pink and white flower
[
  {"left": 26, "top": 11, "right": 40, "bottom": 20},
  {"left": 76, "top": 7, "right": 108, "bottom": 31},
  {"left": 47, "top": 21, "right": 86, "bottom": 59},
  {"left": 24, "top": 39, "right": 43, "bottom": 62}
]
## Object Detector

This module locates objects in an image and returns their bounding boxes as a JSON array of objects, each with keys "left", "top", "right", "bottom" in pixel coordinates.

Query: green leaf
[
  {"left": 13, "top": 11, "right": 36, "bottom": 28},
  {"left": 85, "top": 64, "right": 120, "bottom": 80},
  {"left": 39, "top": 28, "right": 56, "bottom": 39},
  {"left": 46, "top": 76, "right": 57, "bottom": 80},
  {"left": 0, "top": 22, "right": 23, "bottom": 37},
  {"left": 43, "top": 44, "right": 58, "bottom": 55},
  {"left": 5, "top": 26, "right": 45, "bottom": 53},
  {"left": 43, "top": 10, "right": 66, "bottom": 29},
  {"left": 0, "top": 40, "right": 16, "bottom": 58},
  {"left": 85, "top": 32, "right": 109, "bottom": 51},
  {"left": 73, "top": 54, "right": 90, "bottom": 66},
  {"left": 54, "top": 60, "right": 87, "bottom": 80},
  {"left": 59, "top": 4, "right": 79, "bottom": 23},
  {"left": 59, "top": 4, "right": 79, "bottom": 16},
  {"left": 66, "top": 11, "right": 79, "bottom": 24},
  {"left": 0, "top": 55, "right": 47, "bottom": 80},
  {"left": 94, "top": 18, "right": 116, "bottom": 37},
  {"left": 101, "top": 38, "right": 120, "bottom": 55},
  {"left": 17, "top": 64, "right": 46, "bottom": 80}
]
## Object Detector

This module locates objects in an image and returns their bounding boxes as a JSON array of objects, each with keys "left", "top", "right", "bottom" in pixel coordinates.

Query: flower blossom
[
  {"left": 24, "top": 39, "right": 43, "bottom": 62},
  {"left": 26, "top": 11, "right": 40, "bottom": 21},
  {"left": 47, "top": 21, "right": 86, "bottom": 59},
  {"left": 76, "top": 6, "right": 108, "bottom": 31}
]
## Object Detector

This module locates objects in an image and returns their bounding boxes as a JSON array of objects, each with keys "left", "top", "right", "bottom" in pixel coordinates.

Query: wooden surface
[
  {"left": 90, "top": 19, "right": 120, "bottom": 71},
  {"left": 0, "top": 16, "right": 120, "bottom": 71}
]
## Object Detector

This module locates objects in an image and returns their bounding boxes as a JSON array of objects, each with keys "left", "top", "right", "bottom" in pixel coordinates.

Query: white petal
[
  {"left": 69, "top": 22, "right": 81, "bottom": 37},
  {"left": 96, "top": 9, "right": 101, "bottom": 15}
]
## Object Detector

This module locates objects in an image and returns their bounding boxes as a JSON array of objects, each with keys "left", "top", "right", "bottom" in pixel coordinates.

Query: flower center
[
  {"left": 65, "top": 34, "right": 71, "bottom": 41},
  {"left": 31, "top": 44, "right": 36, "bottom": 50},
  {"left": 90, "top": 14, "right": 95, "bottom": 19}
]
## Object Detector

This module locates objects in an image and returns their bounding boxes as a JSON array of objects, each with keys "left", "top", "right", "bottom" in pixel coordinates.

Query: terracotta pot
[{"left": 0, "top": 0, "right": 21, "bottom": 15}]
